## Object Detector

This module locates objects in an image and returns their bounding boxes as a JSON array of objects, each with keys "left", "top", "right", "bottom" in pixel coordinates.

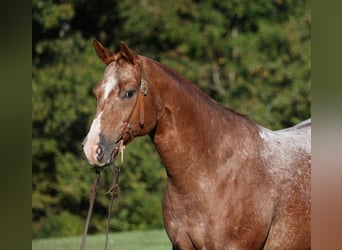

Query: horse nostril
[{"left": 96, "top": 145, "right": 104, "bottom": 162}]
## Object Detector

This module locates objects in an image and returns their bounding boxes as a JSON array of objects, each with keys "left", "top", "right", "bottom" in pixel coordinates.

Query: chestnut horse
[{"left": 83, "top": 40, "right": 311, "bottom": 250}]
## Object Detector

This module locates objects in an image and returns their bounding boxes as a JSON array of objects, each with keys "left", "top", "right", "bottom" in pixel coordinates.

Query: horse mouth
[
  {"left": 105, "top": 139, "right": 127, "bottom": 167},
  {"left": 96, "top": 130, "right": 132, "bottom": 167}
]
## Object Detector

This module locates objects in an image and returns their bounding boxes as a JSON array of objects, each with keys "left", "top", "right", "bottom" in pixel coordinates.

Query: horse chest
[{"left": 162, "top": 179, "right": 272, "bottom": 249}]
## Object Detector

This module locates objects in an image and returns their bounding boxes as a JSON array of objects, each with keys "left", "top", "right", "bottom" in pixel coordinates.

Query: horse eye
[{"left": 123, "top": 89, "right": 135, "bottom": 99}]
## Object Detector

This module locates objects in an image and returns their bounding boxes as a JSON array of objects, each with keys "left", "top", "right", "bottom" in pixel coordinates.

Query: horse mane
[{"left": 144, "top": 56, "right": 252, "bottom": 122}]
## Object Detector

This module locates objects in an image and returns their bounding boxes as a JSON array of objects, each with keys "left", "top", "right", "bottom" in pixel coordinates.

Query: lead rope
[
  {"left": 80, "top": 140, "right": 125, "bottom": 250},
  {"left": 104, "top": 140, "right": 125, "bottom": 250},
  {"left": 80, "top": 168, "right": 100, "bottom": 250}
]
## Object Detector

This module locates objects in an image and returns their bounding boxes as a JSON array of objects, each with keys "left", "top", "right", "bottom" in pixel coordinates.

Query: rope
[
  {"left": 80, "top": 140, "right": 125, "bottom": 250},
  {"left": 104, "top": 140, "right": 125, "bottom": 250},
  {"left": 80, "top": 168, "right": 100, "bottom": 250}
]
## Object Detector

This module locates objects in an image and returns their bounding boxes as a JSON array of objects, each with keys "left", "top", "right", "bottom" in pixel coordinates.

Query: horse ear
[
  {"left": 120, "top": 41, "right": 138, "bottom": 65},
  {"left": 93, "top": 39, "right": 115, "bottom": 65}
]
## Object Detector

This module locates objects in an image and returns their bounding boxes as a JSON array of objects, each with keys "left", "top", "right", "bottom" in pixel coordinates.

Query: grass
[{"left": 32, "top": 229, "right": 171, "bottom": 250}]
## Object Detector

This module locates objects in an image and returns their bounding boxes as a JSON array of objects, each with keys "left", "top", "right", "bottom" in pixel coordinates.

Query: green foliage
[{"left": 32, "top": 0, "right": 310, "bottom": 238}]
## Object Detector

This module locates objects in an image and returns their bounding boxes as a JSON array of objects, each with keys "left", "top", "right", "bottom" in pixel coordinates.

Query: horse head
[{"left": 83, "top": 40, "right": 157, "bottom": 166}]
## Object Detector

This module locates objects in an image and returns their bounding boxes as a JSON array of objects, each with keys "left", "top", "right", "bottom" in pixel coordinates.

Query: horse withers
[{"left": 82, "top": 40, "right": 311, "bottom": 250}]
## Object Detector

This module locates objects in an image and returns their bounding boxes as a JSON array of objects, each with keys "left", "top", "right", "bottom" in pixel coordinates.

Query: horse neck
[{"left": 143, "top": 57, "right": 260, "bottom": 189}]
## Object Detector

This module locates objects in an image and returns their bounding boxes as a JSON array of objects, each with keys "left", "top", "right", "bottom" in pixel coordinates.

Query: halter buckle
[{"left": 140, "top": 79, "right": 148, "bottom": 96}]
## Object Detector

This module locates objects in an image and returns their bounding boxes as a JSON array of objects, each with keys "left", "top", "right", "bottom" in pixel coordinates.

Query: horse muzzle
[{"left": 82, "top": 135, "right": 119, "bottom": 167}]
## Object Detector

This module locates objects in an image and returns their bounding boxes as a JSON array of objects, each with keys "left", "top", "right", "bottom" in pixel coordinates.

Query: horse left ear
[
  {"left": 120, "top": 41, "right": 138, "bottom": 65},
  {"left": 94, "top": 39, "right": 115, "bottom": 65}
]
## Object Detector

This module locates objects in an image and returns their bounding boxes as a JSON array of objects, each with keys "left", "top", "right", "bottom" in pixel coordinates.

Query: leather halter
[
  {"left": 116, "top": 61, "right": 149, "bottom": 146},
  {"left": 137, "top": 78, "right": 149, "bottom": 127},
  {"left": 133, "top": 60, "right": 149, "bottom": 127}
]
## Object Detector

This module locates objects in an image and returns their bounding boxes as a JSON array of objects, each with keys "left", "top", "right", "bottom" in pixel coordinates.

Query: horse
[{"left": 82, "top": 40, "right": 311, "bottom": 250}]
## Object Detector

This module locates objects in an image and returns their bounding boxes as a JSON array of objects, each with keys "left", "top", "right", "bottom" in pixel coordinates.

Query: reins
[
  {"left": 80, "top": 141, "right": 125, "bottom": 250},
  {"left": 104, "top": 141, "right": 125, "bottom": 250},
  {"left": 80, "top": 168, "right": 100, "bottom": 250}
]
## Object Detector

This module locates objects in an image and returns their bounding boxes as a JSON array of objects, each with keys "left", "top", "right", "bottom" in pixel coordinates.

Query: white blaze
[
  {"left": 104, "top": 75, "right": 118, "bottom": 100},
  {"left": 103, "top": 64, "right": 118, "bottom": 100},
  {"left": 83, "top": 111, "right": 103, "bottom": 164}
]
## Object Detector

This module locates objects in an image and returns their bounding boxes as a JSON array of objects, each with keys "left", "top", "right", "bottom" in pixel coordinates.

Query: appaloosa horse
[{"left": 82, "top": 40, "right": 311, "bottom": 250}]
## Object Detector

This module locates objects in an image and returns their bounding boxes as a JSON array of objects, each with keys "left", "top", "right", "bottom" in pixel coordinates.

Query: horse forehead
[
  {"left": 101, "top": 64, "right": 118, "bottom": 99},
  {"left": 103, "top": 62, "right": 136, "bottom": 83},
  {"left": 99, "top": 63, "right": 136, "bottom": 99}
]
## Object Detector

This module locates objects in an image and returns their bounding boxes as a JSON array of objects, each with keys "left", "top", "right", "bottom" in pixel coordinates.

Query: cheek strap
[{"left": 139, "top": 79, "right": 148, "bottom": 127}]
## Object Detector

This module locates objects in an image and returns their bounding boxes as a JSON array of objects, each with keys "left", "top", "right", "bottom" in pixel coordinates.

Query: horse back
[{"left": 258, "top": 118, "right": 311, "bottom": 166}]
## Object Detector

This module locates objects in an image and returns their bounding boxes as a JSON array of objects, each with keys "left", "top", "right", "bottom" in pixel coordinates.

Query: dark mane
[{"left": 145, "top": 56, "right": 252, "bottom": 122}]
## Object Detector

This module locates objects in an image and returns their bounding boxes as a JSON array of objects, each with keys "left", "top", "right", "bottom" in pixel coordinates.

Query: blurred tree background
[{"left": 32, "top": 0, "right": 310, "bottom": 238}]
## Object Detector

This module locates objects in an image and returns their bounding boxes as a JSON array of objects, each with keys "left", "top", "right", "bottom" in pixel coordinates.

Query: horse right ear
[
  {"left": 120, "top": 41, "right": 138, "bottom": 65},
  {"left": 93, "top": 39, "right": 115, "bottom": 65}
]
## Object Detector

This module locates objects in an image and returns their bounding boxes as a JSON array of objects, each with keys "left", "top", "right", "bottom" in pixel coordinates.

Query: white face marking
[
  {"left": 102, "top": 64, "right": 118, "bottom": 100},
  {"left": 83, "top": 111, "right": 103, "bottom": 164},
  {"left": 104, "top": 75, "right": 118, "bottom": 100}
]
